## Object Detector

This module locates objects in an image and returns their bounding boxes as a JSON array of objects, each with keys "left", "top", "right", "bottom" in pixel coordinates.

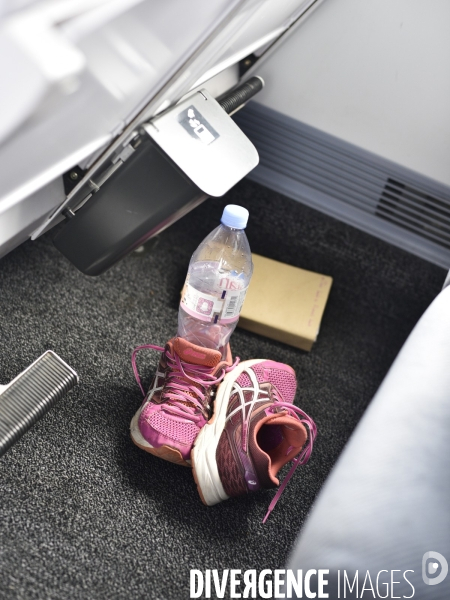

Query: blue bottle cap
[{"left": 221, "top": 205, "right": 249, "bottom": 229}]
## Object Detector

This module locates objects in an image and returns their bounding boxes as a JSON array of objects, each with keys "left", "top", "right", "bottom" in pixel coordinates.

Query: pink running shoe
[
  {"left": 191, "top": 360, "right": 317, "bottom": 521},
  {"left": 130, "top": 337, "right": 239, "bottom": 467}
]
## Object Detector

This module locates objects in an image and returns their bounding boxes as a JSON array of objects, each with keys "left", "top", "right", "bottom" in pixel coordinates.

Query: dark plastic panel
[{"left": 53, "top": 137, "right": 205, "bottom": 276}]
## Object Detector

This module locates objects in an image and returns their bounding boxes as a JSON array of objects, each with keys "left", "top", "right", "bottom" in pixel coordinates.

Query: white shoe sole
[{"left": 191, "top": 359, "right": 265, "bottom": 506}]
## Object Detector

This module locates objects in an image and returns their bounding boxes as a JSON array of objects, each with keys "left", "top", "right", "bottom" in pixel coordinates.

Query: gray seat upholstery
[{"left": 288, "top": 285, "right": 450, "bottom": 599}]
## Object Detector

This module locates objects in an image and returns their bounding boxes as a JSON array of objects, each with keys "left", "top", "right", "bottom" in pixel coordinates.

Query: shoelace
[
  {"left": 226, "top": 368, "right": 317, "bottom": 523},
  {"left": 131, "top": 343, "right": 239, "bottom": 421},
  {"left": 262, "top": 397, "right": 317, "bottom": 523}
]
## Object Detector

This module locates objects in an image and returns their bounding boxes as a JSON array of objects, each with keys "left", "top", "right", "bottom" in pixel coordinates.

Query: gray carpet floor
[{"left": 0, "top": 179, "right": 445, "bottom": 599}]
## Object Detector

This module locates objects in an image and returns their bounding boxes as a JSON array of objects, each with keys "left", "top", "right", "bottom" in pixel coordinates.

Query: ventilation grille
[
  {"left": 234, "top": 103, "right": 450, "bottom": 268},
  {"left": 377, "top": 178, "right": 450, "bottom": 250}
]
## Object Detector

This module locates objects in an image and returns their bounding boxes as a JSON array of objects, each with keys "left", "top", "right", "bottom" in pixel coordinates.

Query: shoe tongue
[
  {"left": 251, "top": 412, "right": 308, "bottom": 487},
  {"left": 173, "top": 338, "right": 221, "bottom": 368}
]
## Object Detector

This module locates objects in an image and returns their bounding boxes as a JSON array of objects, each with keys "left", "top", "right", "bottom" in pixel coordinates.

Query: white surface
[
  {"left": 190, "top": 0, "right": 317, "bottom": 89},
  {"left": 0, "top": 0, "right": 243, "bottom": 254},
  {"left": 0, "top": 177, "right": 65, "bottom": 258},
  {"left": 0, "top": 0, "right": 313, "bottom": 257},
  {"left": 255, "top": 0, "right": 450, "bottom": 187}
]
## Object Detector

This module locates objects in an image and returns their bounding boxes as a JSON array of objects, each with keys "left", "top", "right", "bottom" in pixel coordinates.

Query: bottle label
[
  {"left": 221, "top": 287, "right": 248, "bottom": 322},
  {"left": 181, "top": 283, "right": 225, "bottom": 323},
  {"left": 181, "top": 281, "right": 249, "bottom": 324}
]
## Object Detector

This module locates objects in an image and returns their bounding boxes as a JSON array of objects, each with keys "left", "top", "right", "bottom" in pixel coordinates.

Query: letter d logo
[{"left": 422, "top": 551, "right": 448, "bottom": 585}]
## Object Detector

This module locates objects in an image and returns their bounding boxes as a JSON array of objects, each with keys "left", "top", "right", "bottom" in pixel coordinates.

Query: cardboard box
[{"left": 238, "top": 254, "right": 332, "bottom": 351}]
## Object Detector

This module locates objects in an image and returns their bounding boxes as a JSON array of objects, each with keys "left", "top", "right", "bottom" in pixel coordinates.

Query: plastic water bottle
[{"left": 178, "top": 205, "right": 253, "bottom": 352}]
